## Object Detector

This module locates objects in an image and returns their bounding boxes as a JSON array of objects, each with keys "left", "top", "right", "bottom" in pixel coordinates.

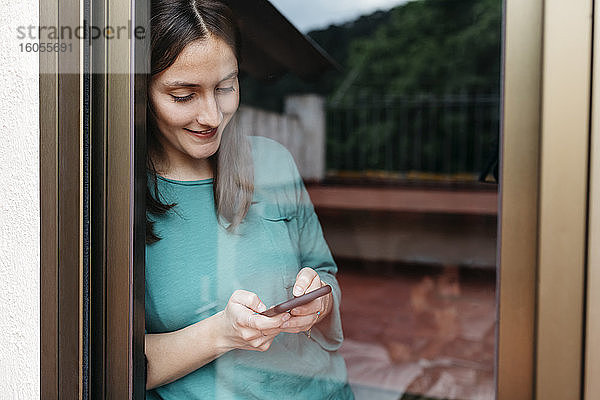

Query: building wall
[
  {"left": 238, "top": 94, "right": 326, "bottom": 181},
  {"left": 0, "top": 1, "right": 40, "bottom": 398},
  {"left": 318, "top": 210, "right": 497, "bottom": 268}
]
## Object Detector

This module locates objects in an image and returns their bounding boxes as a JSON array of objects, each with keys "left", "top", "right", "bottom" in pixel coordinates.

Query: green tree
[
  {"left": 241, "top": 0, "right": 502, "bottom": 109},
  {"left": 341, "top": 0, "right": 502, "bottom": 99}
]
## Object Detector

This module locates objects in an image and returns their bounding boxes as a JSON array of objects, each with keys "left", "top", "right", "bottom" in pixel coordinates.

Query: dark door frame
[{"left": 40, "top": 0, "right": 148, "bottom": 398}]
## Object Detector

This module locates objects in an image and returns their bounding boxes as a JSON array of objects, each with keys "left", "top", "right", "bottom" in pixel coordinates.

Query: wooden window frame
[
  {"left": 40, "top": 0, "right": 148, "bottom": 398},
  {"left": 586, "top": 0, "right": 600, "bottom": 398},
  {"left": 500, "top": 0, "right": 592, "bottom": 399}
]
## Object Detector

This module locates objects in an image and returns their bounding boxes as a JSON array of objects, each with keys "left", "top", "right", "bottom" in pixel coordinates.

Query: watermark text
[{"left": 16, "top": 20, "right": 146, "bottom": 41}]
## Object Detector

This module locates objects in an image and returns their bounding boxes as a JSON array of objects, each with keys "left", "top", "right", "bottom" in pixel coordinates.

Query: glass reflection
[
  {"left": 144, "top": 0, "right": 501, "bottom": 399},
  {"left": 242, "top": 0, "right": 500, "bottom": 398}
]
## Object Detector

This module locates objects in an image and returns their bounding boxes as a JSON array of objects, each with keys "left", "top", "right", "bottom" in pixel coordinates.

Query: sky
[{"left": 269, "top": 0, "right": 410, "bottom": 33}]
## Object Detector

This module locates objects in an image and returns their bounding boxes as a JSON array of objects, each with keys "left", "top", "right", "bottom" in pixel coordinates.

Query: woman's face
[{"left": 149, "top": 35, "right": 239, "bottom": 172}]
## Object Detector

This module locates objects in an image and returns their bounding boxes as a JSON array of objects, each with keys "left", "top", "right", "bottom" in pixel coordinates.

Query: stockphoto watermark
[
  {"left": 17, "top": 20, "right": 146, "bottom": 42},
  {"left": 16, "top": 20, "right": 149, "bottom": 73}
]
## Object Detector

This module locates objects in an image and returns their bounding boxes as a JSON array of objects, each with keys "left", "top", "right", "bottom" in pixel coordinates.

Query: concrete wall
[
  {"left": 238, "top": 94, "right": 326, "bottom": 181},
  {"left": 318, "top": 210, "right": 497, "bottom": 269},
  {"left": 0, "top": 1, "right": 40, "bottom": 398}
]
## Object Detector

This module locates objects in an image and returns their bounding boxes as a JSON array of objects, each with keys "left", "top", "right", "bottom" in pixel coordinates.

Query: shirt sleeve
[
  {"left": 250, "top": 136, "right": 345, "bottom": 351},
  {"left": 286, "top": 152, "right": 344, "bottom": 352}
]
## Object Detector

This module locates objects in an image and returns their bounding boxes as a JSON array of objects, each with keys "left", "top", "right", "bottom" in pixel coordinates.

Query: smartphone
[{"left": 260, "top": 285, "right": 332, "bottom": 317}]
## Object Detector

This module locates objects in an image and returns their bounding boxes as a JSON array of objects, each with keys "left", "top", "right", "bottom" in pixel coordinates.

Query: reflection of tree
[
  {"left": 343, "top": 0, "right": 502, "bottom": 97},
  {"left": 241, "top": 0, "right": 502, "bottom": 180},
  {"left": 242, "top": 0, "right": 501, "bottom": 108}
]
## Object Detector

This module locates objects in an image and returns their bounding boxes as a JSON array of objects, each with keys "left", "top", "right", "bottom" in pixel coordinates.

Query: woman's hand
[
  {"left": 279, "top": 267, "right": 333, "bottom": 334},
  {"left": 218, "top": 289, "right": 290, "bottom": 352}
]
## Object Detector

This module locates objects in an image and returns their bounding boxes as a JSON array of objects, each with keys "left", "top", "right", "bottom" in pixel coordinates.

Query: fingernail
[
  {"left": 283, "top": 313, "right": 291, "bottom": 321},
  {"left": 258, "top": 303, "right": 267, "bottom": 313},
  {"left": 281, "top": 322, "right": 289, "bottom": 328}
]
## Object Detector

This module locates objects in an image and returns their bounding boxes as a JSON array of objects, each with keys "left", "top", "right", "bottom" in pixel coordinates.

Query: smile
[{"left": 184, "top": 127, "right": 218, "bottom": 139}]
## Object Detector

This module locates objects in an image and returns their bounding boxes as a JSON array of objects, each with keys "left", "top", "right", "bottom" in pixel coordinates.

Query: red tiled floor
[{"left": 338, "top": 266, "right": 496, "bottom": 400}]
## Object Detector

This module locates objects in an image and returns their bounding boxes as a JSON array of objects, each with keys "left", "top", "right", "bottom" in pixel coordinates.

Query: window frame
[
  {"left": 585, "top": 0, "right": 600, "bottom": 398},
  {"left": 40, "top": 0, "right": 148, "bottom": 398},
  {"left": 499, "top": 0, "right": 593, "bottom": 399}
]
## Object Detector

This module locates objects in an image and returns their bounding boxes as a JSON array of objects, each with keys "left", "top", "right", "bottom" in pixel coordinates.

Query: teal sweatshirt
[{"left": 145, "top": 136, "right": 354, "bottom": 400}]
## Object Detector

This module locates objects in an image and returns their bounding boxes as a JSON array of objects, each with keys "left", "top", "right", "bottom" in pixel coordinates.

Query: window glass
[{"left": 144, "top": 1, "right": 501, "bottom": 399}]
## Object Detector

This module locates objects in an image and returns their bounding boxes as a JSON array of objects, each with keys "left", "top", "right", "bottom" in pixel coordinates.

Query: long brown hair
[{"left": 146, "top": 0, "right": 254, "bottom": 244}]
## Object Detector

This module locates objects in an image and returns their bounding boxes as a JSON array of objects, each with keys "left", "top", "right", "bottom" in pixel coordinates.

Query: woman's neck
[{"left": 150, "top": 151, "right": 213, "bottom": 181}]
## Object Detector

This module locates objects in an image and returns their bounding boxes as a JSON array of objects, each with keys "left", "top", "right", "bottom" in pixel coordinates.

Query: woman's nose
[{"left": 195, "top": 95, "right": 223, "bottom": 128}]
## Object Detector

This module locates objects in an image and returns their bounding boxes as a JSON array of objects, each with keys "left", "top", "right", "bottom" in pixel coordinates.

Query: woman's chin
[{"left": 189, "top": 145, "right": 220, "bottom": 161}]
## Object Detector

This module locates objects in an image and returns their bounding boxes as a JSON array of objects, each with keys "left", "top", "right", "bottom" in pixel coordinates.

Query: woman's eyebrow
[
  {"left": 163, "top": 81, "right": 200, "bottom": 88},
  {"left": 163, "top": 70, "right": 238, "bottom": 88},
  {"left": 219, "top": 70, "right": 238, "bottom": 82}
]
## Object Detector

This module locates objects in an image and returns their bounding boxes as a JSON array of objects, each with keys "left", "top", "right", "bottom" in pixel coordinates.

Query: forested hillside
[{"left": 241, "top": 0, "right": 501, "bottom": 111}]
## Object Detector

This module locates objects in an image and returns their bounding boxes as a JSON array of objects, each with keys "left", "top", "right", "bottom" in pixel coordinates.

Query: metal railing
[{"left": 326, "top": 93, "right": 500, "bottom": 181}]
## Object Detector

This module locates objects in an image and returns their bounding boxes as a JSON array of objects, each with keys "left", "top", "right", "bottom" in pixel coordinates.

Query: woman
[{"left": 144, "top": 1, "right": 354, "bottom": 399}]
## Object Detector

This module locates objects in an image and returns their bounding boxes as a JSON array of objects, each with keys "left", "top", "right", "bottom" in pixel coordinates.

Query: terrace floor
[{"left": 338, "top": 265, "right": 496, "bottom": 400}]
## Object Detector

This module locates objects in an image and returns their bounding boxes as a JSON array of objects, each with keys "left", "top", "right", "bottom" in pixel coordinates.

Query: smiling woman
[
  {"left": 148, "top": 39, "right": 240, "bottom": 181},
  {"left": 143, "top": 1, "right": 354, "bottom": 399},
  {"left": 146, "top": 0, "right": 253, "bottom": 242}
]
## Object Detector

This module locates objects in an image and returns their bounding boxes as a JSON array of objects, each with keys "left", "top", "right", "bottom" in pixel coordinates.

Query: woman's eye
[
  {"left": 216, "top": 87, "right": 235, "bottom": 94},
  {"left": 170, "top": 94, "right": 194, "bottom": 103}
]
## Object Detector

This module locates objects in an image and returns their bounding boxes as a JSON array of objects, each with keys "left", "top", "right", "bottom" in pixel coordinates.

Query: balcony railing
[{"left": 326, "top": 93, "right": 500, "bottom": 182}]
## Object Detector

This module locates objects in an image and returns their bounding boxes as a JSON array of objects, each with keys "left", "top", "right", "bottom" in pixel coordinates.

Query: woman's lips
[{"left": 184, "top": 127, "right": 218, "bottom": 138}]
